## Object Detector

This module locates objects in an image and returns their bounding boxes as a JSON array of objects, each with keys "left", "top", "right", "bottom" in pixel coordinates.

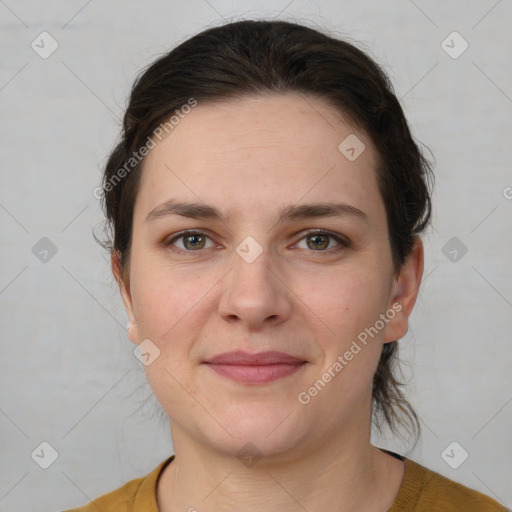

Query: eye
[
  {"left": 167, "top": 231, "right": 216, "bottom": 252},
  {"left": 295, "top": 230, "right": 348, "bottom": 252},
  {"left": 165, "top": 229, "right": 349, "bottom": 255}
]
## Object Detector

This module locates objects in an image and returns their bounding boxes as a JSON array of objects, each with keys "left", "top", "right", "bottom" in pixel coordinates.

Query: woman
[{"left": 65, "top": 19, "right": 506, "bottom": 512}]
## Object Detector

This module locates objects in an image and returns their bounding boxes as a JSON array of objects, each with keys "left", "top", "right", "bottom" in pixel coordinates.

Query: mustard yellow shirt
[{"left": 63, "top": 450, "right": 508, "bottom": 511}]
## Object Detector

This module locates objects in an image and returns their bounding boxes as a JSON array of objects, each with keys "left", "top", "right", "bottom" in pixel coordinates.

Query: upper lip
[{"left": 204, "top": 351, "right": 305, "bottom": 365}]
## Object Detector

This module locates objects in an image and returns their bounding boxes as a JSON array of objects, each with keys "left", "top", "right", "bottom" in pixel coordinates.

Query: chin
[{"left": 204, "top": 407, "right": 309, "bottom": 462}]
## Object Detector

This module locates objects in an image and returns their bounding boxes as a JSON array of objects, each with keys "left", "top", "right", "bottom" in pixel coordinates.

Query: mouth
[{"left": 202, "top": 351, "right": 307, "bottom": 384}]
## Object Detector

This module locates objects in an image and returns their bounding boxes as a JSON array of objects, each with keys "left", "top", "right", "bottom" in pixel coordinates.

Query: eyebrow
[{"left": 145, "top": 199, "right": 369, "bottom": 225}]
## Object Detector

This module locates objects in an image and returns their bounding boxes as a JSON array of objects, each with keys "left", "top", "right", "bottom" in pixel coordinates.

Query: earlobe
[{"left": 126, "top": 321, "right": 139, "bottom": 345}]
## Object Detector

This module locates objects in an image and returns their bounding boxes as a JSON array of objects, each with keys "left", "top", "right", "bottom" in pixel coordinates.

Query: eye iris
[
  {"left": 184, "top": 234, "right": 205, "bottom": 250},
  {"left": 307, "top": 234, "right": 329, "bottom": 250}
]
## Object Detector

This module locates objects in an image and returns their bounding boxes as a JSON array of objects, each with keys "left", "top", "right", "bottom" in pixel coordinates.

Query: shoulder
[
  {"left": 62, "top": 477, "right": 144, "bottom": 512},
  {"left": 393, "top": 456, "right": 508, "bottom": 511},
  {"left": 61, "top": 456, "right": 174, "bottom": 512}
]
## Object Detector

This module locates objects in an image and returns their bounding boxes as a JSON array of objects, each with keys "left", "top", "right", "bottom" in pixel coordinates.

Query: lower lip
[{"left": 204, "top": 362, "right": 305, "bottom": 384}]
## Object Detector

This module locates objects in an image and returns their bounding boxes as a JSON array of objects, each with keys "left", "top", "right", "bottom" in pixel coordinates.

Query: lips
[
  {"left": 205, "top": 350, "right": 304, "bottom": 365},
  {"left": 203, "top": 351, "right": 306, "bottom": 384}
]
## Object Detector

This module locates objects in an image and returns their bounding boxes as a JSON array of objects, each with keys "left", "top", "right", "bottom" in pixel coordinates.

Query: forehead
[{"left": 134, "top": 93, "right": 383, "bottom": 226}]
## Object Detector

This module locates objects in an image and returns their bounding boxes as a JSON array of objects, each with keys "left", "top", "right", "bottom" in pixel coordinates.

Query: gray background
[{"left": 1, "top": 1, "right": 511, "bottom": 510}]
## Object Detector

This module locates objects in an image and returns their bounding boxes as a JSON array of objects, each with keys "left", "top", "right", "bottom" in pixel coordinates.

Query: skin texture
[{"left": 112, "top": 93, "right": 424, "bottom": 511}]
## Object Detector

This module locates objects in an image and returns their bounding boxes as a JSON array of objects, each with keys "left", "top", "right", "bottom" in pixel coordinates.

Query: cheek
[
  {"left": 297, "top": 267, "right": 389, "bottom": 339},
  {"left": 129, "top": 259, "right": 218, "bottom": 343},
  {"left": 295, "top": 265, "right": 392, "bottom": 389},
  {"left": 132, "top": 264, "right": 210, "bottom": 406}
]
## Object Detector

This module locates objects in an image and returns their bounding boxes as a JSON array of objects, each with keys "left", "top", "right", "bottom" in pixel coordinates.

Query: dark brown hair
[{"left": 98, "top": 19, "right": 433, "bottom": 447}]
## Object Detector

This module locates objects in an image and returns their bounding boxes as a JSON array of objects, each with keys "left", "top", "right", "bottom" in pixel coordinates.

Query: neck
[{"left": 156, "top": 416, "right": 404, "bottom": 511}]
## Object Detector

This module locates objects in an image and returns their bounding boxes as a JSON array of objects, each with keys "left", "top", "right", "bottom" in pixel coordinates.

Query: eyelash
[{"left": 165, "top": 229, "right": 349, "bottom": 256}]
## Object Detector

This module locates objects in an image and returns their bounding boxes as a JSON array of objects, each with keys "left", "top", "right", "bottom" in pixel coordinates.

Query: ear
[
  {"left": 111, "top": 250, "right": 139, "bottom": 345},
  {"left": 383, "top": 237, "right": 424, "bottom": 343}
]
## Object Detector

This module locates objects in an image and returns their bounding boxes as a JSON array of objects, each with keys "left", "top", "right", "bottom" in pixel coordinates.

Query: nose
[{"left": 217, "top": 243, "right": 293, "bottom": 329}]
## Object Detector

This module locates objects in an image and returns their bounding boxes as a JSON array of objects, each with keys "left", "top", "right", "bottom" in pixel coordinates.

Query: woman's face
[{"left": 116, "top": 93, "right": 422, "bottom": 459}]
